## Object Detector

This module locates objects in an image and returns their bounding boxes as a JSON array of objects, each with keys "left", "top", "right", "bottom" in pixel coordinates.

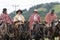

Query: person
[
  {"left": 0, "top": 8, "right": 13, "bottom": 24},
  {"left": 28, "top": 9, "right": 41, "bottom": 30},
  {"left": 45, "top": 9, "right": 57, "bottom": 27},
  {"left": 13, "top": 9, "right": 25, "bottom": 25}
]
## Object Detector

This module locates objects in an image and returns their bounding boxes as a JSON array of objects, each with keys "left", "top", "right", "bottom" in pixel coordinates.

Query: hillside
[{"left": 10, "top": 2, "right": 60, "bottom": 20}]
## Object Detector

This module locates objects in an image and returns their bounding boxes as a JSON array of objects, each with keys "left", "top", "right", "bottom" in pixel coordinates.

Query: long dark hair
[{"left": 2, "top": 8, "right": 7, "bottom": 13}]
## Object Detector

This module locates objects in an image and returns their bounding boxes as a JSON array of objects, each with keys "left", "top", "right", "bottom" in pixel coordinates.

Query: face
[
  {"left": 4, "top": 10, "right": 7, "bottom": 14},
  {"left": 18, "top": 11, "right": 21, "bottom": 15},
  {"left": 51, "top": 10, "right": 54, "bottom": 14},
  {"left": 33, "top": 11, "right": 38, "bottom": 14}
]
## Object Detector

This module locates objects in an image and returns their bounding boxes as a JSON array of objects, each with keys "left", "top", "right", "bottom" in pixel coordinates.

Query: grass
[
  {"left": 32, "top": 37, "right": 59, "bottom": 40},
  {"left": 45, "top": 37, "right": 59, "bottom": 40}
]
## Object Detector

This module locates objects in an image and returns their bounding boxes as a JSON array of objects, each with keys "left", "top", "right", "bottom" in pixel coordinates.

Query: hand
[
  {"left": 18, "top": 20, "right": 23, "bottom": 23},
  {"left": 0, "top": 20, "right": 4, "bottom": 22}
]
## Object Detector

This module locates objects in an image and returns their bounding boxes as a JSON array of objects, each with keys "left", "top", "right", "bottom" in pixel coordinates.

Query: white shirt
[
  {"left": 34, "top": 14, "right": 38, "bottom": 21},
  {"left": 18, "top": 15, "right": 22, "bottom": 21}
]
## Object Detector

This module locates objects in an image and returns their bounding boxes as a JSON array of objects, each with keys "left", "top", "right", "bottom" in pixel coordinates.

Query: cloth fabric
[
  {"left": 45, "top": 12, "right": 57, "bottom": 27},
  {"left": 13, "top": 14, "right": 25, "bottom": 24},
  {"left": 28, "top": 13, "right": 41, "bottom": 30},
  {"left": 0, "top": 13, "right": 13, "bottom": 24}
]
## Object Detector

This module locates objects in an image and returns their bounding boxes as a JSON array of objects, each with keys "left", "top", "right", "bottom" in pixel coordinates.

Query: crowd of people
[{"left": 0, "top": 8, "right": 58, "bottom": 30}]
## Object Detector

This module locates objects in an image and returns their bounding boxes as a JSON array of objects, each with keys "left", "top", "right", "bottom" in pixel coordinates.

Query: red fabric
[
  {"left": 0, "top": 13, "right": 13, "bottom": 24},
  {"left": 45, "top": 13, "right": 57, "bottom": 25},
  {"left": 28, "top": 13, "right": 41, "bottom": 30}
]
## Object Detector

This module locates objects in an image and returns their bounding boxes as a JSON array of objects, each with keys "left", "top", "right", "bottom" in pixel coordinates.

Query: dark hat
[
  {"left": 51, "top": 9, "right": 54, "bottom": 12},
  {"left": 3, "top": 8, "right": 7, "bottom": 13},
  {"left": 16, "top": 9, "right": 22, "bottom": 14}
]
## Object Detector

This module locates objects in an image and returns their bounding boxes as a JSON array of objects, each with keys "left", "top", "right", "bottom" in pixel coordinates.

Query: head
[
  {"left": 3, "top": 8, "right": 7, "bottom": 14},
  {"left": 33, "top": 9, "right": 38, "bottom": 14},
  {"left": 51, "top": 9, "right": 55, "bottom": 14},
  {"left": 16, "top": 9, "right": 22, "bottom": 15}
]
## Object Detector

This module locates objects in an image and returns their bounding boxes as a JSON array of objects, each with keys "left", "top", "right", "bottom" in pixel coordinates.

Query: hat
[
  {"left": 33, "top": 9, "right": 38, "bottom": 12},
  {"left": 16, "top": 9, "right": 22, "bottom": 14},
  {"left": 51, "top": 9, "right": 54, "bottom": 12}
]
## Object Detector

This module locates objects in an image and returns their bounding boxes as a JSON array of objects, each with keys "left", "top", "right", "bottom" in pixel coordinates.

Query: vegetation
[{"left": 9, "top": 2, "right": 60, "bottom": 20}]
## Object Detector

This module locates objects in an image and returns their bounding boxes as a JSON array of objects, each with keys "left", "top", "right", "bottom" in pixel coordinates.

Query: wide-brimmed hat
[
  {"left": 16, "top": 9, "right": 22, "bottom": 14},
  {"left": 33, "top": 9, "right": 38, "bottom": 12}
]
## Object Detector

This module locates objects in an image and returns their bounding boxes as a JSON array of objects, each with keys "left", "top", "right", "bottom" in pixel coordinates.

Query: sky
[{"left": 0, "top": 0, "right": 60, "bottom": 14}]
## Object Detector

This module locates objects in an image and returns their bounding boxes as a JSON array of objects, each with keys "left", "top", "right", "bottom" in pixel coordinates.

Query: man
[
  {"left": 13, "top": 9, "right": 25, "bottom": 25},
  {"left": 29, "top": 9, "right": 41, "bottom": 30},
  {"left": 45, "top": 9, "right": 57, "bottom": 27},
  {"left": 0, "top": 8, "right": 13, "bottom": 24}
]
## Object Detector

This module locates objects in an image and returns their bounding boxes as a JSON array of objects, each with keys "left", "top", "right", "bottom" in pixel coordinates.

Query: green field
[
  {"left": 32, "top": 37, "right": 59, "bottom": 40},
  {"left": 53, "top": 5, "right": 60, "bottom": 13}
]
